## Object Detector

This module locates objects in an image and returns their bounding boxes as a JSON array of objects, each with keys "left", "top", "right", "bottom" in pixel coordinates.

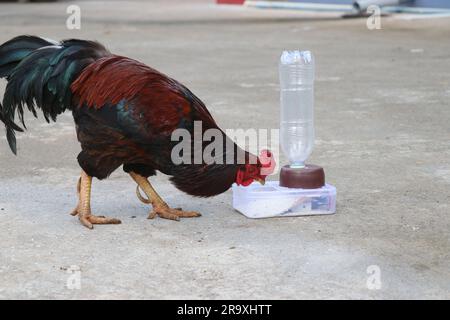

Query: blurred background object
[
  {"left": 0, "top": 0, "right": 58, "bottom": 3},
  {"left": 219, "top": 0, "right": 450, "bottom": 14}
]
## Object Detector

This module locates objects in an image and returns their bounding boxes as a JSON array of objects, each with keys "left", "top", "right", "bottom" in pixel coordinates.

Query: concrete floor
[{"left": 0, "top": 0, "right": 449, "bottom": 299}]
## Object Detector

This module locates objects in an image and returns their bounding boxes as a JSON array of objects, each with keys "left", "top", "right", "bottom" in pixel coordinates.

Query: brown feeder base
[{"left": 279, "top": 164, "right": 325, "bottom": 189}]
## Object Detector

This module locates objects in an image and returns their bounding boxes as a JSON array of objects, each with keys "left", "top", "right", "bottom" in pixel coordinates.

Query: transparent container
[
  {"left": 232, "top": 181, "right": 336, "bottom": 219},
  {"left": 279, "top": 50, "right": 315, "bottom": 169}
]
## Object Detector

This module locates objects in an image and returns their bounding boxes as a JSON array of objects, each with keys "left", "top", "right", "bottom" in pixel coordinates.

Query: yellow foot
[
  {"left": 79, "top": 214, "right": 122, "bottom": 229},
  {"left": 70, "top": 172, "right": 121, "bottom": 229},
  {"left": 148, "top": 205, "right": 201, "bottom": 221},
  {"left": 71, "top": 206, "right": 121, "bottom": 229}
]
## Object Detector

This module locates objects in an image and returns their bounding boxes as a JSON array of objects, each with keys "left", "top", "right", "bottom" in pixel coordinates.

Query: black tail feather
[
  {"left": 0, "top": 35, "right": 110, "bottom": 154},
  {"left": 0, "top": 35, "right": 56, "bottom": 78},
  {"left": 0, "top": 35, "right": 55, "bottom": 154},
  {"left": 6, "top": 125, "right": 17, "bottom": 155},
  {"left": 0, "top": 101, "right": 23, "bottom": 155}
]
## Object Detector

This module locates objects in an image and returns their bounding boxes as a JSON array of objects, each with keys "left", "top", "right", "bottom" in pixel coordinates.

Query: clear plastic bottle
[{"left": 279, "top": 50, "right": 315, "bottom": 169}]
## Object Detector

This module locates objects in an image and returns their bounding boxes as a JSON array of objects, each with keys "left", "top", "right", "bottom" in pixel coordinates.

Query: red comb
[{"left": 259, "top": 149, "right": 275, "bottom": 175}]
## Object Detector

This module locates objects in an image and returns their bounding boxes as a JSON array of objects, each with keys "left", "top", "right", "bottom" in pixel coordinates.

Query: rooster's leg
[
  {"left": 71, "top": 170, "right": 122, "bottom": 229},
  {"left": 129, "top": 172, "right": 201, "bottom": 221}
]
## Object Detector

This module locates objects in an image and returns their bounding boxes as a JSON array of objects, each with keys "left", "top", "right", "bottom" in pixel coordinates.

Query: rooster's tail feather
[
  {"left": 0, "top": 35, "right": 57, "bottom": 79},
  {"left": 0, "top": 35, "right": 110, "bottom": 154},
  {"left": 0, "top": 101, "right": 23, "bottom": 155}
]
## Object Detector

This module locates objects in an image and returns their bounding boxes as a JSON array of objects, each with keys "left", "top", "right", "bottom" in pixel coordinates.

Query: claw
[
  {"left": 80, "top": 216, "right": 94, "bottom": 229},
  {"left": 136, "top": 185, "right": 151, "bottom": 204},
  {"left": 148, "top": 205, "right": 201, "bottom": 221},
  {"left": 79, "top": 214, "right": 121, "bottom": 229}
]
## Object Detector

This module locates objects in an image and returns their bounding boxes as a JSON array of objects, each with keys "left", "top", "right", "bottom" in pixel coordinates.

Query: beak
[{"left": 255, "top": 177, "right": 265, "bottom": 185}]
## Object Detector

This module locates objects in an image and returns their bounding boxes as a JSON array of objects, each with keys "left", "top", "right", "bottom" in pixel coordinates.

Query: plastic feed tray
[{"left": 232, "top": 181, "right": 336, "bottom": 219}]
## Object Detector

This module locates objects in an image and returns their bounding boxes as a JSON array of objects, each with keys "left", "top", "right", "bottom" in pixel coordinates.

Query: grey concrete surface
[{"left": 0, "top": 0, "right": 449, "bottom": 299}]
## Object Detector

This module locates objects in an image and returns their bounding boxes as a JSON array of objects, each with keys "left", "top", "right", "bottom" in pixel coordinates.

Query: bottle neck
[{"left": 290, "top": 162, "right": 306, "bottom": 169}]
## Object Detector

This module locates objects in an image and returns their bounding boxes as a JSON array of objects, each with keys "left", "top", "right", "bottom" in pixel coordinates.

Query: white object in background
[
  {"left": 232, "top": 181, "right": 336, "bottom": 219},
  {"left": 353, "top": 0, "right": 410, "bottom": 12}
]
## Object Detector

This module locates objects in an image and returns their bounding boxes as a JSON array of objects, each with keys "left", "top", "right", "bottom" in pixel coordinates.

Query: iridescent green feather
[{"left": 0, "top": 35, "right": 110, "bottom": 154}]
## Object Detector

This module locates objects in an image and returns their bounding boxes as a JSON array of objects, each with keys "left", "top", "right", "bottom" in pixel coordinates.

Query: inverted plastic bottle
[{"left": 279, "top": 50, "right": 315, "bottom": 169}]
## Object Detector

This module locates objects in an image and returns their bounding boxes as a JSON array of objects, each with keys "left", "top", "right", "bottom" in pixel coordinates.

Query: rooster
[{"left": 0, "top": 35, "right": 274, "bottom": 229}]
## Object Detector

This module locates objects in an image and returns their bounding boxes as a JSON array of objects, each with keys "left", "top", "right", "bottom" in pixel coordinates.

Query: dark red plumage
[{"left": 72, "top": 55, "right": 217, "bottom": 134}]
